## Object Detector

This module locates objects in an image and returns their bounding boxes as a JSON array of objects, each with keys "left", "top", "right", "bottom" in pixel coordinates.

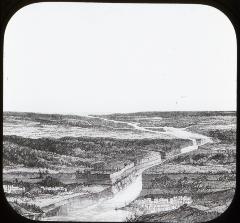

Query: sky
[{"left": 3, "top": 3, "right": 237, "bottom": 115}]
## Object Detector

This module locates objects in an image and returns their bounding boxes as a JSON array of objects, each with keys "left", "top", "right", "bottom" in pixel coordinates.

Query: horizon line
[{"left": 3, "top": 110, "right": 237, "bottom": 116}]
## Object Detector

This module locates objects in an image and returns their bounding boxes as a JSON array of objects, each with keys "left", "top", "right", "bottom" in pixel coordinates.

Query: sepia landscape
[{"left": 3, "top": 111, "right": 236, "bottom": 222}]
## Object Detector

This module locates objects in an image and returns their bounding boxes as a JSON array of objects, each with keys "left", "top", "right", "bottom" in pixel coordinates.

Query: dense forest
[{"left": 3, "top": 135, "right": 191, "bottom": 170}]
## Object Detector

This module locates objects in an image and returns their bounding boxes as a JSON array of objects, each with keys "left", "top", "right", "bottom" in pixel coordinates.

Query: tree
[{"left": 38, "top": 169, "right": 43, "bottom": 179}]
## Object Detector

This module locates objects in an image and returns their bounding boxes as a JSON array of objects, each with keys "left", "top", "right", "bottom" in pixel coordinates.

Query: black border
[{"left": 0, "top": 0, "right": 239, "bottom": 223}]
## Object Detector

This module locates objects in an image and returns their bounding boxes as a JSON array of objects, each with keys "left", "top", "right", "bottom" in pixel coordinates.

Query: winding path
[{"left": 88, "top": 115, "right": 212, "bottom": 150}]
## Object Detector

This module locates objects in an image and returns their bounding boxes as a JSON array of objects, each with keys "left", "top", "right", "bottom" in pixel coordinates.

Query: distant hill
[{"left": 102, "top": 111, "right": 236, "bottom": 118}]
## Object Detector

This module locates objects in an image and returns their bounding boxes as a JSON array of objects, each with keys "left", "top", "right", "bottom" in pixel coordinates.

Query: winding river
[{"left": 42, "top": 116, "right": 212, "bottom": 222}]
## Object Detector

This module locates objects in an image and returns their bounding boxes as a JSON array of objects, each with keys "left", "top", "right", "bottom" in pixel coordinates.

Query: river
[{"left": 42, "top": 116, "right": 212, "bottom": 221}]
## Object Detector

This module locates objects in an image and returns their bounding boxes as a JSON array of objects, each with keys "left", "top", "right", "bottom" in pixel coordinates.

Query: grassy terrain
[
  {"left": 128, "top": 204, "right": 220, "bottom": 222},
  {"left": 3, "top": 111, "right": 236, "bottom": 222},
  {"left": 120, "top": 111, "right": 236, "bottom": 222},
  {"left": 3, "top": 112, "right": 173, "bottom": 139},
  {"left": 101, "top": 111, "right": 236, "bottom": 128}
]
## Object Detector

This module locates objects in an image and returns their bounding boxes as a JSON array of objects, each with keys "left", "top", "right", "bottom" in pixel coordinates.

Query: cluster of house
[
  {"left": 3, "top": 185, "right": 25, "bottom": 194},
  {"left": 39, "top": 186, "right": 67, "bottom": 193},
  {"left": 133, "top": 196, "right": 192, "bottom": 213},
  {"left": 3, "top": 184, "right": 68, "bottom": 195}
]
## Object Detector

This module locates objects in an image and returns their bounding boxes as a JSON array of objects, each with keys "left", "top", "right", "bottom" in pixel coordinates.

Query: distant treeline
[
  {"left": 4, "top": 111, "right": 236, "bottom": 121},
  {"left": 3, "top": 135, "right": 191, "bottom": 169},
  {"left": 3, "top": 135, "right": 191, "bottom": 155},
  {"left": 102, "top": 111, "right": 236, "bottom": 119}
]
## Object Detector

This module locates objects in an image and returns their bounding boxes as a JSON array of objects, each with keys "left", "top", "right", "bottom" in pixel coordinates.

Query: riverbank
[
  {"left": 122, "top": 112, "right": 236, "bottom": 222},
  {"left": 3, "top": 111, "right": 236, "bottom": 222}
]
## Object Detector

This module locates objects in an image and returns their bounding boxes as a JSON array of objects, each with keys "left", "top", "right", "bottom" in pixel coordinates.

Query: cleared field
[{"left": 2, "top": 111, "right": 236, "bottom": 222}]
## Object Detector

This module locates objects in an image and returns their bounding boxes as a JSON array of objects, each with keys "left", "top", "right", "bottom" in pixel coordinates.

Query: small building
[
  {"left": 3, "top": 185, "right": 25, "bottom": 194},
  {"left": 40, "top": 186, "right": 67, "bottom": 193}
]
